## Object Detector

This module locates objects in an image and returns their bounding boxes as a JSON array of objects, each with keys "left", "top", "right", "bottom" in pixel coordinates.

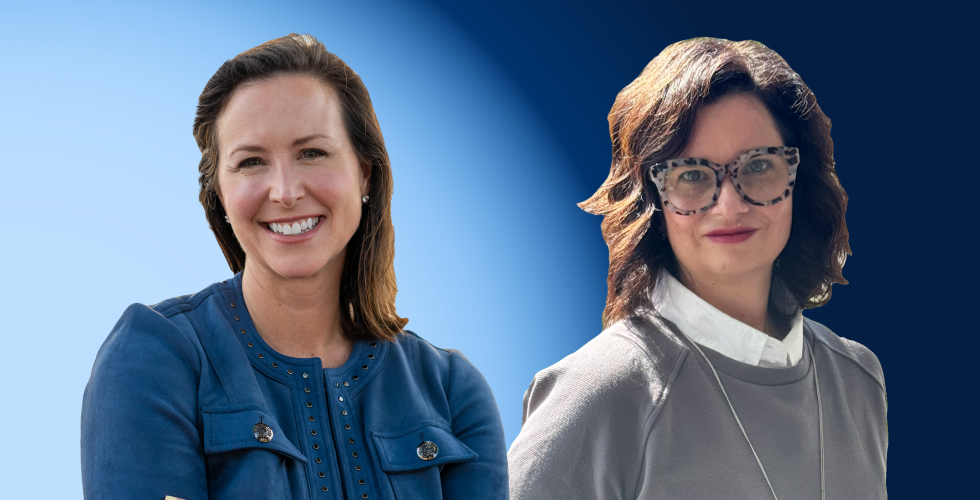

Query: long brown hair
[
  {"left": 580, "top": 38, "right": 850, "bottom": 329},
  {"left": 193, "top": 34, "right": 407, "bottom": 341}
]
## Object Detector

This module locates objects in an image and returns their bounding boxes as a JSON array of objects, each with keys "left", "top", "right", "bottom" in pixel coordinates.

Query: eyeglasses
[{"left": 648, "top": 146, "right": 799, "bottom": 215}]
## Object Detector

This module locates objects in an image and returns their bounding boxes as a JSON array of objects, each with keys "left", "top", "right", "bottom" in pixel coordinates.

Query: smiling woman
[
  {"left": 81, "top": 34, "right": 508, "bottom": 500},
  {"left": 213, "top": 75, "right": 375, "bottom": 368},
  {"left": 215, "top": 76, "right": 369, "bottom": 284}
]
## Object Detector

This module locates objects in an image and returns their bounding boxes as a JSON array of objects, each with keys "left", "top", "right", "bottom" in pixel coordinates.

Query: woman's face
[
  {"left": 663, "top": 93, "right": 792, "bottom": 286},
  {"left": 215, "top": 75, "right": 369, "bottom": 282}
]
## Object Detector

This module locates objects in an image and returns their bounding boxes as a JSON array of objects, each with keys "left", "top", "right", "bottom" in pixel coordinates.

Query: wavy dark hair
[
  {"left": 193, "top": 33, "right": 407, "bottom": 341},
  {"left": 580, "top": 38, "right": 850, "bottom": 330}
]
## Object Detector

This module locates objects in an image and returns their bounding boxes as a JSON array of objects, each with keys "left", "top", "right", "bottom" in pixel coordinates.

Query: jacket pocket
[
  {"left": 372, "top": 423, "right": 477, "bottom": 499},
  {"left": 202, "top": 404, "right": 307, "bottom": 499}
]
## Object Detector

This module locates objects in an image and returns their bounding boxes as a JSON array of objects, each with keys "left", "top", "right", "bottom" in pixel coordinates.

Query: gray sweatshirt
[{"left": 508, "top": 314, "right": 887, "bottom": 499}]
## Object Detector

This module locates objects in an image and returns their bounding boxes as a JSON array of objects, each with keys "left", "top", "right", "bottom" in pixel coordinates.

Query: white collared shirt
[{"left": 654, "top": 273, "right": 803, "bottom": 368}]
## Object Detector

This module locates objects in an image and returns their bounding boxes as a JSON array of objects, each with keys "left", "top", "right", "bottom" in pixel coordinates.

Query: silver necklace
[{"left": 679, "top": 329, "right": 825, "bottom": 500}]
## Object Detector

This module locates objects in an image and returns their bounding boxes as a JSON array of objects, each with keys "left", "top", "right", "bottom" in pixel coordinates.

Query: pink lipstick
[{"left": 705, "top": 227, "right": 757, "bottom": 244}]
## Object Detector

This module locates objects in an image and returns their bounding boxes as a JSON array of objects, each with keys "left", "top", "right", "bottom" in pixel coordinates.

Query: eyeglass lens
[{"left": 665, "top": 154, "right": 791, "bottom": 211}]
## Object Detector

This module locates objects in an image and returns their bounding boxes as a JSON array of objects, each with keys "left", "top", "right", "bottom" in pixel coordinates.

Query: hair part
[
  {"left": 193, "top": 33, "right": 407, "bottom": 341},
  {"left": 580, "top": 38, "right": 850, "bottom": 331}
]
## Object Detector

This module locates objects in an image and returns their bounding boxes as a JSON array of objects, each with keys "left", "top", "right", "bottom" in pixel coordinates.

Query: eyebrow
[
  {"left": 683, "top": 147, "right": 769, "bottom": 160},
  {"left": 228, "top": 134, "right": 331, "bottom": 156}
]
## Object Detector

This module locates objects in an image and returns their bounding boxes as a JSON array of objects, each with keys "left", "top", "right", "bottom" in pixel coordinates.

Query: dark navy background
[{"left": 433, "top": 1, "right": 968, "bottom": 495}]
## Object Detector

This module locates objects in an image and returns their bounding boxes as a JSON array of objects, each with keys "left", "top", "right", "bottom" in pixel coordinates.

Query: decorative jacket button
[
  {"left": 253, "top": 422, "right": 274, "bottom": 443},
  {"left": 417, "top": 441, "right": 438, "bottom": 461}
]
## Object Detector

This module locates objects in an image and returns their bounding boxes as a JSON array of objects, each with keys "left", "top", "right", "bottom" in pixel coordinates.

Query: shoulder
[
  {"left": 804, "top": 316, "right": 885, "bottom": 392},
  {"left": 91, "top": 280, "right": 229, "bottom": 380},
  {"left": 146, "top": 281, "right": 222, "bottom": 320},
  {"left": 517, "top": 314, "right": 691, "bottom": 441},
  {"left": 398, "top": 329, "right": 459, "bottom": 364},
  {"left": 95, "top": 302, "right": 201, "bottom": 371},
  {"left": 389, "top": 330, "right": 491, "bottom": 396},
  {"left": 529, "top": 315, "right": 690, "bottom": 408},
  {"left": 509, "top": 316, "right": 688, "bottom": 499}
]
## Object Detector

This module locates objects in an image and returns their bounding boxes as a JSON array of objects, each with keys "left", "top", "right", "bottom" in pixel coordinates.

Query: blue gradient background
[{"left": 0, "top": 0, "right": 966, "bottom": 497}]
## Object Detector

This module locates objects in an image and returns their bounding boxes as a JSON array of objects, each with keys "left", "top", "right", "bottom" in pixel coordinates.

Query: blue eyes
[
  {"left": 679, "top": 170, "right": 708, "bottom": 182},
  {"left": 674, "top": 159, "right": 773, "bottom": 184},
  {"left": 745, "top": 159, "right": 772, "bottom": 174},
  {"left": 301, "top": 149, "right": 326, "bottom": 159},
  {"left": 236, "top": 149, "right": 326, "bottom": 168}
]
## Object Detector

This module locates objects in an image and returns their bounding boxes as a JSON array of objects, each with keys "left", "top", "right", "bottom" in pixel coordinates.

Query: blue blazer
[{"left": 82, "top": 274, "right": 508, "bottom": 499}]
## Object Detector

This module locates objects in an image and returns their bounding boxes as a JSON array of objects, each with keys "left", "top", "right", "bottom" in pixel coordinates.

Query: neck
[
  {"left": 241, "top": 259, "right": 352, "bottom": 368},
  {"left": 676, "top": 265, "right": 774, "bottom": 336}
]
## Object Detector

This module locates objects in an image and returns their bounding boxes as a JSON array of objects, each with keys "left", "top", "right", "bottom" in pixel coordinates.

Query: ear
[{"left": 359, "top": 159, "right": 372, "bottom": 197}]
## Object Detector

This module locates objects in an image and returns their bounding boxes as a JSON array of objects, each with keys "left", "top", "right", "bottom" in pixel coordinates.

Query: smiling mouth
[{"left": 268, "top": 217, "right": 320, "bottom": 236}]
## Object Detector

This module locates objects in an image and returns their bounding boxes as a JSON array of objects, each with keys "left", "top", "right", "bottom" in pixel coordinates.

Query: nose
[
  {"left": 269, "top": 162, "right": 304, "bottom": 208},
  {"left": 710, "top": 176, "right": 750, "bottom": 216}
]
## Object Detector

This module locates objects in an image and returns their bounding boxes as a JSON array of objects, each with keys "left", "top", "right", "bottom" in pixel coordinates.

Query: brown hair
[
  {"left": 193, "top": 34, "right": 407, "bottom": 341},
  {"left": 580, "top": 38, "right": 850, "bottom": 329}
]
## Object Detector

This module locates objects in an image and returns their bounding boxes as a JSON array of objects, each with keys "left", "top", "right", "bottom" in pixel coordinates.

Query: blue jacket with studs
[{"left": 81, "top": 274, "right": 509, "bottom": 499}]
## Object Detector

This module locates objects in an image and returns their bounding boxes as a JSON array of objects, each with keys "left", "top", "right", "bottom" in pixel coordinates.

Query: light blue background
[{"left": 0, "top": 0, "right": 609, "bottom": 495}]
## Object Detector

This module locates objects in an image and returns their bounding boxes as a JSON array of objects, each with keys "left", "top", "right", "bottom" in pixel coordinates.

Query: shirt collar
[{"left": 654, "top": 272, "right": 803, "bottom": 367}]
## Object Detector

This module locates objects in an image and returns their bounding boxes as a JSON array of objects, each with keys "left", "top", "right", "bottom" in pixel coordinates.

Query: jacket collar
[{"left": 208, "top": 273, "right": 387, "bottom": 396}]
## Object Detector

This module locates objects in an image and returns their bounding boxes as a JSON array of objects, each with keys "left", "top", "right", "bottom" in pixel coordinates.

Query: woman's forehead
[
  {"left": 217, "top": 75, "right": 343, "bottom": 153},
  {"left": 680, "top": 94, "right": 783, "bottom": 163}
]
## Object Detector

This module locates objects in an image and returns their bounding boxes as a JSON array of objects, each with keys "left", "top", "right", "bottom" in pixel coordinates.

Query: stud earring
[
  {"left": 362, "top": 195, "right": 370, "bottom": 204},
  {"left": 224, "top": 215, "right": 230, "bottom": 224}
]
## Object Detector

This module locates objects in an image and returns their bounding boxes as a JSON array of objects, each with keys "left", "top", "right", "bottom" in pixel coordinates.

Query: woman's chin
[
  {"left": 261, "top": 259, "right": 337, "bottom": 281},
  {"left": 683, "top": 251, "right": 775, "bottom": 281},
  {"left": 706, "top": 259, "right": 776, "bottom": 280},
  {"left": 244, "top": 247, "right": 346, "bottom": 283}
]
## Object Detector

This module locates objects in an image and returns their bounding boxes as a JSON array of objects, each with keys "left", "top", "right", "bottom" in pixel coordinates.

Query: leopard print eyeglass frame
[{"left": 648, "top": 146, "right": 800, "bottom": 215}]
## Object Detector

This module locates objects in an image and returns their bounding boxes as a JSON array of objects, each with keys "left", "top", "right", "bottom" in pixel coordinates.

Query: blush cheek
[
  {"left": 223, "top": 176, "right": 269, "bottom": 255},
  {"left": 317, "top": 173, "right": 362, "bottom": 222}
]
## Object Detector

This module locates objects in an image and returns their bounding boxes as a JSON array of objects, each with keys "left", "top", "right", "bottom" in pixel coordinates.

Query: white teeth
[{"left": 268, "top": 217, "right": 320, "bottom": 236}]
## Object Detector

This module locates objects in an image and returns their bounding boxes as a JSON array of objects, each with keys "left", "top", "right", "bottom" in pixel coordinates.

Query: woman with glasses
[
  {"left": 508, "top": 38, "right": 886, "bottom": 499},
  {"left": 81, "top": 34, "right": 508, "bottom": 500}
]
